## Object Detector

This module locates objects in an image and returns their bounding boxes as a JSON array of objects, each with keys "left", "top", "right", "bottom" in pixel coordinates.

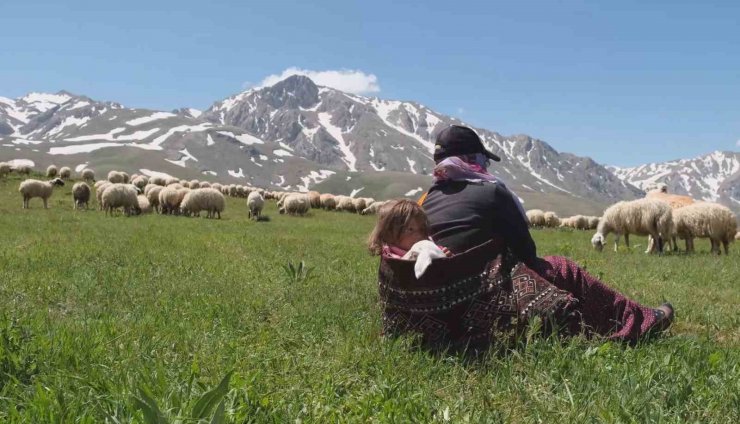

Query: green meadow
[{"left": 0, "top": 173, "right": 738, "bottom": 423}]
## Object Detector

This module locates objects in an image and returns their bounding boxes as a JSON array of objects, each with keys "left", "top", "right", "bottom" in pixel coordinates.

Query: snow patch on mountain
[
  {"left": 126, "top": 112, "right": 176, "bottom": 126},
  {"left": 318, "top": 112, "right": 356, "bottom": 171}
]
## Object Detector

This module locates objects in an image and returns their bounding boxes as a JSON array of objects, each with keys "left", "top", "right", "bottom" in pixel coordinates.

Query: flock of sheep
[
  {"left": 4, "top": 162, "right": 739, "bottom": 254},
  {"left": 3, "top": 163, "right": 387, "bottom": 221}
]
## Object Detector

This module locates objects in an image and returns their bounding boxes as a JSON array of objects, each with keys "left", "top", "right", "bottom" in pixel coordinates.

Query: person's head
[
  {"left": 433, "top": 125, "right": 501, "bottom": 164},
  {"left": 368, "top": 199, "right": 431, "bottom": 255}
]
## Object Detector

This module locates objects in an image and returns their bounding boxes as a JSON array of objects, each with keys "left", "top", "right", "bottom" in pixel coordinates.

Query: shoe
[{"left": 651, "top": 303, "right": 674, "bottom": 333}]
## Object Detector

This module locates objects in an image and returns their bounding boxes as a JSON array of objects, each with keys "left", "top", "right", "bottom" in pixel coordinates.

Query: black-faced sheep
[
  {"left": 591, "top": 198, "right": 673, "bottom": 254},
  {"left": 72, "top": 182, "right": 91, "bottom": 210},
  {"left": 19, "top": 178, "right": 65, "bottom": 209}
]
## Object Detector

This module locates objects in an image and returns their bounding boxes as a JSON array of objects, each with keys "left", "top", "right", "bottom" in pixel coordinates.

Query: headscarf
[{"left": 432, "top": 153, "right": 527, "bottom": 217}]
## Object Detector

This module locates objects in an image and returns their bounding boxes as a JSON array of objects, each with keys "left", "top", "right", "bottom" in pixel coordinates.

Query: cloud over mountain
[{"left": 256, "top": 68, "right": 380, "bottom": 94}]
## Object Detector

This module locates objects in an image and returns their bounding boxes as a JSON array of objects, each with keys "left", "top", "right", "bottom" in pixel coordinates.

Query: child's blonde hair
[{"left": 367, "top": 198, "right": 430, "bottom": 255}]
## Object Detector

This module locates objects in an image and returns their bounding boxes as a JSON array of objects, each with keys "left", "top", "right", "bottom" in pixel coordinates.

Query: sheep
[
  {"left": 591, "top": 198, "right": 673, "bottom": 254},
  {"left": 19, "top": 178, "right": 65, "bottom": 209},
  {"left": 526, "top": 209, "right": 546, "bottom": 227},
  {"left": 236, "top": 185, "right": 247, "bottom": 198},
  {"left": 211, "top": 183, "right": 222, "bottom": 192},
  {"left": 247, "top": 191, "right": 265, "bottom": 220},
  {"left": 46, "top": 165, "right": 58, "bottom": 178},
  {"left": 121, "top": 172, "right": 130, "bottom": 183},
  {"left": 159, "top": 186, "right": 188, "bottom": 215},
  {"left": 189, "top": 179, "right": 201, "bottom": 189},
  {"left": 136, "top": 195, "right": 153, "bottom": 214},
  {"left": 352, "top": 198, "right": 367, "bottom": 214},
  {"left": 145, "top": 185, "right": 164, "bottom": 213},
  {"left": 59, "top": 166, "right": 72, "bottom": 179},
  {"left": 361, "top": 200, "right": 386, "bottom": 215},
  {"left": 200, "top": 182, "right": 212, "bottom": 189},
  {"left": 336, "top": 196, "right": 356, "bottom": 213},
  {"left": 0, "top": 162, "right": 11, "bottom": 178},
  {"left": 15, "top": 164, "right": 32, "bottom": 175},
  {"left": 131, "top": 176, "right": 148, "bottom": 190},
  {"left": 646, "top": 190, "right": 695, "bottom": 209},
  {"left": 95, "top": 181, "right": 112, "bottom": 210},
  {"left": 101, "top": 183, "right": 139, "bottom": 216},
  {"left": 279, "top": 194, "right": 310, "bottom": 216},
  {"left": 672, "top": 202, "right": 737, "bottom": 255},
  {"left": 736, "top": 231, "right": 740, "bottom": 241},
  {"left": 320, "top": 193, "right": 337, "bottom": 210},
  {"left": 587, "top": 216, "right": 600, "bottom": 230},
  {"left": 228, "top": 185, "right": 238, "bottom": 197},
  {"left": 180, "top": 188, "right": 225, "bottom": 218},
  {"left": 544, "top": 211, "right": 560, "bottom": 228},
  {"left": 80, "top": 168, "right": 95, "bottom": 181},
  {"left": 150, "top": 176, "right": 166, "bottom": 186},
  {"left": 108, "top": 171, "right": 126, "bottom": 184},
  {"left": 72, "top": 182, "right": 91, "bottom": 210},
  {"left": 307, "top": 191, "right": 321, "bottom": 208},
  {"left": 165, "top": 177, "right": 180, "bottom": 186}
]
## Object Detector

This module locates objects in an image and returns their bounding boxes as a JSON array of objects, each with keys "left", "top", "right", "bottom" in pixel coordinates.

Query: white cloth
[{"left": 402, "top": 240, "right": 448, "bottom": 279}]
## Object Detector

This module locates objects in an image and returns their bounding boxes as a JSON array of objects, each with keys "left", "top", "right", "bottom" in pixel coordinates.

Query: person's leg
[{"left": 529, "top": 256, "right": 665, "bottom": 342}]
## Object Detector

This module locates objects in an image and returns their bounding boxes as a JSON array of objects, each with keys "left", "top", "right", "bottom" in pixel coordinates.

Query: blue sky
[{"left": 1, "top": 0, "right": 738, "bottom": 166}]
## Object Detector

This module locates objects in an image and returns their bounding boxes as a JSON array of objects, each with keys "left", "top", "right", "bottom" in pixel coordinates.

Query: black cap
[{"left": 433, "top": 125, "right": 501, "bottom": 163}]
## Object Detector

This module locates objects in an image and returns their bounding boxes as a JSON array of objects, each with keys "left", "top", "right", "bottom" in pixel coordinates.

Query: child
[{"left": 368, "top": 199, "right": 451, "bottom": 278}]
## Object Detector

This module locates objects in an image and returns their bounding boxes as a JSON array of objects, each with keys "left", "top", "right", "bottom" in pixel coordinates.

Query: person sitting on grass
[{"left": 367, "top": 199, "right": 452, "bottom": 278}]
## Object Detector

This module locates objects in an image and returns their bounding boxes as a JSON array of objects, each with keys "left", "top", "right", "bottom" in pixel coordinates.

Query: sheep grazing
[
  {"left": 279, "top": 194, "right": 310, "bottom": 216},
  {"left": 361, "top": 200, "right": 386, "bottom": 215},
  {"left": 46, "top": 165, "right": 58, "bottom": 178},
  {"left": 80, "top": 168, "right": 95, "bottom": 181},
  {"left": 561, "top": 215, "right": 589, "bottom": 230},
  {"left": 352, "top": 198, "right": 367, "bottom": 214},
  {"left": 673, "top": 202, "right": 737, "bottom": 255},
  {"left": 165, "top": 177, "right": 180, "bottom": 186},
  {"left": 247, "top": 191, "right": 265, "bottom": 220},
  {"left": 320, "top": 193, "right": 337, "bottom": 211},
  {"left": 307, "top": 191, "right": 321, "bottom": 208},
  {"left": 587, "top": 216, "right": 600, "bottom": 230},
  {"left": 15, "top": 164, "right": 32, "bottom": 175},
  {"left": 211, "top": 183, "right": 222, "bottom": 191},
  {"left": 189, "top": 179, "right": 201, "bottom": 189},
  {"left": 180, "top": 188, "right": 225, "bottom": 218},
  {"left": 136, "top": 195, "right": 153, "bottom": 214},
  {"left": 131, "top": 175, "right": 149, "bottom": 190},
  {"left": 101, "top": 184, "right": 139, "bottom": 216},
  {"left": 543, "top": 211, "right": 560, "bottom": 228},
  {"left": 95, "top": 181, "right": 112, "bottom": 210},
  {"left": 72, "top": 182, "right": 91, "bottom": 210},
  {"left": 19, "top": 178, "right": 65, "bottom": 209},
  {"left": 336, "top": 196, "right": 355, "bottom": 213},
  {"left": 200, "top": 182, "right": 212, "bottom": 189},
  {"left": 150, "top": 176, "right": 166, "bottom": 186},
  {"left": 0, "top": 162, "right": 11, "bottom": 178},
  {"left": 526, "top": 209, "right": 546, "bottom": 227},
  {"left": 591, "top": 198, "right": 673, "bottom": 254},
  {"left": 121, "top": 172, "right": 130, "bottom": 183},
  {"left": 59, "top": 166, "right": 72, "bottom": 179},
  {"left": 145, "top": 185, "right": 164, "bottom": 213},
  {"left": 159, "top": 186, "right": 188, "bottom": 215},
  {"left": 107, "top": 170, "right": 126, "bottom": 184}
]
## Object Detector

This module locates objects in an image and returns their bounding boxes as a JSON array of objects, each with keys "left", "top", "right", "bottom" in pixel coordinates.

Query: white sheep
[
  {"left": 587, "top": 216, "right": 600, "bottom": 230},
  {"left": 131, "top": 176, "right": 149, "bottom": 190},
  {"left": 101, "top": 183, "right": 139, "bottom": 216},
  {"left": 200, "top": 182, "right": 212, "bottom": 189},
  {"left": 335, "top": 196, "right": 355, "bottom": 213},
  {"left": 180, "top": 188, "right": 225, "bottom": 218},
  {"left": 352, "top": 198, "right": 367, "bottom": 214},
  {"left": 46, "top": 165, "right": 58, "bottom": 178},
  {"left": 15, "top": 164, "right": 32, "bottom": 175},
  {"left": 0, "top": 162, "right": 11, "bottom": 178},
  {"left": 121, "top": 172, "right": 130, "bottom": 183},
  {"left": 361, "top": 200, "right": 386, "bottom": 215},
  {"left": 159, "top": 186, "right": 188, "bottom": 215},
  {"left": 189, "top": 179, "right": 201, "bottom": 189},
  {"left": 211, "top": 183, "right": 222, "bottom": 192},
  {"left": 591, "top": 198, "right": 673, "bottom": 254},
  {"left": 279, "top": 194, "right": 310, "bottom": 216},
  {"left": 526, "top": 209, "right": 546, "bottom": 227},
  {"left": 544, "top": 211, "right": 560, "bottom": 228},
  {"left": 247, "top": 191, "right": 265, "bottom": 220},
  {"left": 150, "top": 176, "right": 166, "bottom": 186},
  {"left": 307, "top": 191, "right": 321, "bottom": 208},
  {"left": 320, "top": 193, "right": 337, "bottom": 210},
  {"left": 136, "top": 195, "right": 153, "bottom": 214},
  {"left": 672, "top": 202, "right": 737, "bottom": 255},
  {"left": 165, "top": 177, "right": 180, "bottom": 186},
  {"left": 107, "top": 171, "right": 125, "bottom": 184},
  {"left": 72, "top": 182, "right": 91, "bottom": 210},
  {"left": 145, "top": 185, "right": 164, "bottom": 213},
  {"left": 95, "top": 181, "right": 112, "bottom": 210},
  {"left": 59, "top": 166, "right": 72, "bottom": 179},
  {"left": 81, "top": 168, "right": 95, "bottom": 181},
  {"left": 19, "top": 178, "right": 65, "bottom": 209}
]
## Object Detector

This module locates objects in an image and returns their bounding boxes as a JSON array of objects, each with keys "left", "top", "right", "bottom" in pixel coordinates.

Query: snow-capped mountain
[{"left": 609, "top": 151, "right": 740, "bottom": 213}]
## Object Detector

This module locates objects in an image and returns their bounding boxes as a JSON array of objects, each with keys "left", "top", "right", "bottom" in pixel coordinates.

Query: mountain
[
  {"left": 0, "top": 76, "right": 650, "bottom": 215},
  {"left": 609, "top": 151, "right": 740, "bottom": 214}
]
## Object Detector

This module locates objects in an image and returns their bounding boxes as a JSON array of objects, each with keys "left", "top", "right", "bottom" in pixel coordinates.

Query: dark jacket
[{"left": 422, "top": 180, "right": 537, "bottom": 263}]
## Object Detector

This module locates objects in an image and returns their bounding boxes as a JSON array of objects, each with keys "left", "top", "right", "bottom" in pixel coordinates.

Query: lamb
[
  {"left": 0, "top": 162, "right": 11, "bottom": 178},
  {"left": 145, "top": 185, "right": 164, "bottom": 213},
  {"left": 80, "top": 168, "right": 95, "bottom": 182},
  {"left": 526, "top": 209, "right": 546, "bottom": 227},
  {"left": 159, "top": 186, "right": 188, "bottom": 215},
  {"left": 136, "top": 195, "right": 153, "bottom": 214},
  {"left": 320, "top": 193, "right": 337, "bottom": 210},
  {"left": 72, "top": 182, "right": 91, "bottom": 210},
  {"left": 59, "top": 166, "right": 72, "bottom": 179},
  {"left": 46, "top": 165, "right": 58, "bottom": 178},
  {"left": 307, "top": 191, "right": 321, "bottom": 208},
  {"left": 279, "top": 194, "right": 310, "bottom": 216},
  {"left": 672, "top": 202, "right": 737, "bottom": 255},
  {"left": 591, "top": 198, "right": 673, "bottom": 254},
  {"left": 107, "top": 171, "right": 126, "bottom": 184},
  {"left": 19, "top": 178, "right": 65, "bottom": 209},
  {"left": 180, "top": 188, "right": 225, "bottom": 218},
  {"left": 101, "top": 183, "right": 139, "bottom": 216},
  {"left": 544, "top": 211, "right": 560, "bottom": 228},
  {"left": 247, "top": 191, "right": 265, "bottom": 220}
]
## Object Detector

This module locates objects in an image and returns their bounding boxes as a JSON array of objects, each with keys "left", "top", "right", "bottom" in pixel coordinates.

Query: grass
[{"left": 0, "top": 173, "right": 738, "bottom": 423}]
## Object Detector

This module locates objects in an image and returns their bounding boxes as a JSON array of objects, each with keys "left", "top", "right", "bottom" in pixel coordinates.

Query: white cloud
[
  {"left": 257, "top": 67, "right": 380, "bottom": 94},
  {"left": 736, "top": 139, "right": 740, "bottom": 147}
]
